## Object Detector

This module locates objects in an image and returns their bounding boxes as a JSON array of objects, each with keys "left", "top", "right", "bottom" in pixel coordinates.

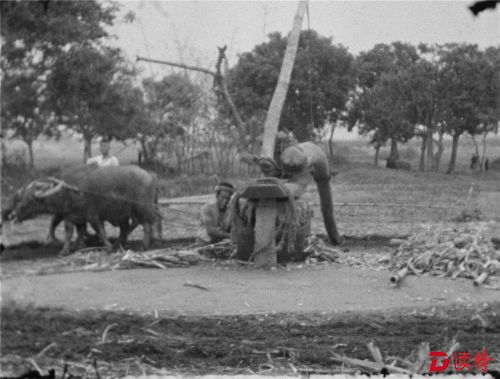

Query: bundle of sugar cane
[
  {"left": 390, "top": 222, "right": 500, "bottom": 285},
  {"left": 119, "top": 248, "right": 207, "bottom": 269},
  {"left": 304, "top": 234, "right": 340, "bottom": 262},
  {"left": 194, "top": 240, "right": 235, "bottom": 259}
]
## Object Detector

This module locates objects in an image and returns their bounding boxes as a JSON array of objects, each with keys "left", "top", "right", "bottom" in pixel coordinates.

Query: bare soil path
[{"left": 2, "top": 263, "right": 499, "bottom": 316}]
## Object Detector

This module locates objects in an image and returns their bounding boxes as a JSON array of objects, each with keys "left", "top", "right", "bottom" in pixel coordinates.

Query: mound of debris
[
  {"left": 303, "top": 234, "right": 341, "bottom": 263},
  {"left": 34, "top": 246, "right": 209, "bottom": 275},
  {"left": 390, "top": 222, "right": 500, "bottom": 288}
]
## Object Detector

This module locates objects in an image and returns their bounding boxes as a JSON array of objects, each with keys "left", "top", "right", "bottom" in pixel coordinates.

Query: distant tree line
[
  {"left": 227, "top": 34, "right": 500, "bottom": 173},
  {"left": 1, "top": 0, "right": 499, "bottom": 174}
]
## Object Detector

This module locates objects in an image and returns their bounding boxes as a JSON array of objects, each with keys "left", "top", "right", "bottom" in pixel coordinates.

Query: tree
[
  {"left": 47, "top": 45, "right": 130, "bottom": 161},
  {"left": 354, "top": 73, "right": 414, "bottom": 161},
  {"left": 0, "top": 69, "right": 56, "bottom": 168},
  {"left": 473, "top": 46, "right": 500, "bottom": 169},
  {"left": 137, "top": 74, "right": 204, "bottom": 169},
  {"left": 0, "top": 0, "right": 118, "bottom": 166},
  {"left": 227, "top": 30, "right": 354, "bottom": 143},
  {"left": 436, "top": 44, "right": 499, "bottom": 173},
  {"left": 348, "top": 42, "right": 419, "bottom": 161},
  {"left": 401, "top": 49, "right": 446, "bottom": 172}
]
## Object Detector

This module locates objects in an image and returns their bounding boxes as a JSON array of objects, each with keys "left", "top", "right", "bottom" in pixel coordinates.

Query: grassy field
[
  {"left": 2, "top": 133, "right": 500, "bottom": 245},
  {"left": 4, "top": 132, "right": 500, "bottom": 173},
  {"left": 3, "top": 157, "right": 500, "bottom": 247}
]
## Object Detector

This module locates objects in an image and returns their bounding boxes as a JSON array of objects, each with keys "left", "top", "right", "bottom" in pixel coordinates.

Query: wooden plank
[{"left": 260, "top": 0, "right": 308, "bottom": 158}]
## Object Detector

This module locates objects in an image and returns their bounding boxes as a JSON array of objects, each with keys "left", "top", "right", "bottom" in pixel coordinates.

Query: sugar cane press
[
  {"left": 227, "top": 0, "right": 342, "bottom": 268},
  {"left": 230, "top": 142, "right": 343, "bottom": 268}
]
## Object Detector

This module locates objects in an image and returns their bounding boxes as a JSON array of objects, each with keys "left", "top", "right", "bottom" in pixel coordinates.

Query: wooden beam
[{"left": 260, "top": 0, "right": 308, "bottom": 159}]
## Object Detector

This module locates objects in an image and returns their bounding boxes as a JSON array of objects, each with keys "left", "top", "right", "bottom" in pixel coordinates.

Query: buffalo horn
[
  {"left": 47, "top": 177, "right": 80, "bottom": 191},
  {"left": 34, "top": 181, "right": 65, "bottom": 199},
  {"left": 33, "top": 177, "right": 78, "bottom": 198}
]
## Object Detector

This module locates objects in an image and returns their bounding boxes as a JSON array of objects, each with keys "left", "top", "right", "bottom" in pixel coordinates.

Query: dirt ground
[
  {"left": 1, "top": 300, "right": 499, "bottom": 377},
  {"left": 2, "top": 236, "right": 500, "bottom": 377},
  {"left": 2, "top": 167, "right": 500, "bottom": 377}
]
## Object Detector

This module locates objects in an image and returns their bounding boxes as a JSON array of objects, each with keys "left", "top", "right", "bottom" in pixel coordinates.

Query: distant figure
[
  {"left": 485, "top": 157, "right": 490, "bottom": 171},
  {"left": 470, "top": 154, "right": 478, "bottom": 171},
  {"left": 87, "top": 136, "right": 119, "bottom": 167},
  {"left": 197, "top": 182, "right": 235, "bottom": 244}
]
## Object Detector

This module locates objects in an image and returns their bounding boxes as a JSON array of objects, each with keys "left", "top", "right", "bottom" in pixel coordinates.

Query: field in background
[
  {"left": 3, "top": 160, "right": 499, "bottom": 247},
  {"left": 2, "top": 132, "right": 500, "bottom": 247},
  {"left": 4, "top": 132, "right": 500, "bottom": 172}
]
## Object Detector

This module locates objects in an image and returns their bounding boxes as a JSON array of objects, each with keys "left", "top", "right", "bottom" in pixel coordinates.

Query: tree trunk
[
  {"left": 139, "top": 139, "right": 150, "bottom": 164},
  {"left": 432, "top": 131, "right": 444, "bottom": 172},
  {"left": 83, "top": 135, "right": 92, "bottom": 163},
  {"left": 389, "top": 137, "right": 399, "bottom": 161},
  {"left": 480, "top": 132, "right": 488, "bottom": 171},
  {"left": 419, "top": 134, "right": 427, "bottom": 172},
  {"left": 25, "top": 138, "right": 35, "bottom": 169},
  {"left": 328, "top": 124, "right": 335, "bottom": 162},
  {"left": 471, "top": 135, "right": 480, "bottom": 158},
  {"left": 1, "top": 135, "right": 6, "bottom": 166},
  {"left": 425, "top": 127, "right": 434, "bottom": 172},
  {"left": 446, "top": 133, "right": 461, "bottom": 174},
  {"left": 374, "top": 144, "right": 380, "bottom": 166}
]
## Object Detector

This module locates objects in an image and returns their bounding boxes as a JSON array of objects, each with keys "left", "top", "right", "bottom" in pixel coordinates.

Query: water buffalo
[
  {"left": 11, "top": 165, "right": 162, "bottom": 255},
  {"left": 386, "top": 158, "right": 411, "bottom": 171},
  {"left": 3, "top": 165, "right": 98, "bottom": 244}
]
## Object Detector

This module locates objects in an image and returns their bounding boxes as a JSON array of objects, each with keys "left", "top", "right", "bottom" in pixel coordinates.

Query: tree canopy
[
  {"left": 0, "top": 0, "right": 120, "bottom": 166},
  {"left": 227, "top": 30, "right": 355, "bottom": 142}
]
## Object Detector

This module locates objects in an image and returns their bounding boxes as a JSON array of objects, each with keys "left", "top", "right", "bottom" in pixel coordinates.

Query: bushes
[{"left": 489, "top": 157, "right": 500, "bottom": 171}]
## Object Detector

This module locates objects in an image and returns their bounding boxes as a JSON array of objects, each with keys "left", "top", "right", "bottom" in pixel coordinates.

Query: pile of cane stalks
[
  {"left": 33, "top": 245, "right": 212, "bottom": 276},
  {"left": 389, "top": 222, "right": 500, "bottom": 288},
  {"left": 30, "top": 222, "right": 500, "bottom": 289}
]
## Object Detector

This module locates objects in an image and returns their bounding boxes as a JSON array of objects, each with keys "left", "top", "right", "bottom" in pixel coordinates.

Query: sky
[{"left": 109, "top": 0, "right": 500, "bottom": 77}]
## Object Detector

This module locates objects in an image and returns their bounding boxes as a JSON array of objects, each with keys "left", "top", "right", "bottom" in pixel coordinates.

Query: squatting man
[{"left": 197, "top": 182, "right": 235, "bottom": 244}]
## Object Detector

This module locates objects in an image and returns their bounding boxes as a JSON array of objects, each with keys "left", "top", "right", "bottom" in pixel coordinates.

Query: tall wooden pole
[
  {"left": 252, "top": 0, "right": 308, "bottom": 268},
  {"left": 260, "top": 0, "right": 308, "bottom": 159}
]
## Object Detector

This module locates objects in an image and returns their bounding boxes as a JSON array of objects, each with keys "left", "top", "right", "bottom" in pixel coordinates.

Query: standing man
[
  {"left": 197, "top": 182, "right": 235, "bottom": 244},
  {"left": 87, "top": 136, "right": 119, "bottom": 167}
]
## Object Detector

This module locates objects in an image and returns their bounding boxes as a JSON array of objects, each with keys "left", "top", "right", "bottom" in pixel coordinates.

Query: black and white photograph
[{"left": 1, "top": 0, "right": 499, "bottom": 377}]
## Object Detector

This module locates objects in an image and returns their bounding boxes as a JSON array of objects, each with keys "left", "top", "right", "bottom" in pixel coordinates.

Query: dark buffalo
[
  {"left": 11, "top": 165, "right": 161, "bottom": 255},
  {"left": 4, "top": 165, "right": 98, "bottom": 244},
  {"left": 386, "top": 158, "right": 411, "bottom": 171}
]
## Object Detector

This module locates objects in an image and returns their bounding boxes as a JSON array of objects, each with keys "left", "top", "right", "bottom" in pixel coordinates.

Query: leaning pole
[
  {"left": 249, "top": 0, "right": 309, "bottom": 268},
  {"left": 260, "top": 0, "right": 308, "bottom": 159}
]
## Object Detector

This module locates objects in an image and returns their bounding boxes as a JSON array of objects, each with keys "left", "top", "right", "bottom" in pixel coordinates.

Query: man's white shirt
[{"left": 86, "top": 155, "right": 119, "bottom": 167}]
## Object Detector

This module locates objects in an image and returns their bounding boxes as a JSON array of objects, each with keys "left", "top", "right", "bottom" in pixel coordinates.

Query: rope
[{"left": 137, "top": 14, "right": 155, "bottom": 77}]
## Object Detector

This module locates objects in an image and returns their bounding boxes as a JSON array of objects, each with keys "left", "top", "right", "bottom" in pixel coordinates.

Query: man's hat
[
  {"left": 100, "top": 135, "right": 112, "bottom": 143},
  {"left": 215, "top": 182, "right": 235, "bottom": 193}
]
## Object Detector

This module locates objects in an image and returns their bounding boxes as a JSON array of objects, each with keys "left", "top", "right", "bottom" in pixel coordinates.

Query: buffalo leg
[
  {"left": 117, "top": 220, "right": 130, "bottom": 248},
  {"left": 59, "top": 220, "right": 75, "bottom": 256},
  {"left": 143, "top": 223, "right": 152, "bottom": 250},
  {"left": 127, "top": 217, "right": 140, "bottom": 238},
  {"left": 153, "top": 216, "right": 162, "bottom": 241},
  {"left": 46, "top": 214, "right": 63, "bottom": 244},
  {"left": 75, "top": 223, "right": 87, "bottom": 250},
  {"left": 89, "top": 218, "right": 113, "bottom": 249}
]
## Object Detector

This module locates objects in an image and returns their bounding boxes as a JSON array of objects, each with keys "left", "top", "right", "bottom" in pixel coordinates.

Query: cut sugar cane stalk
[
  {"left": 473, "top": 271, "right": 490, "bottom": 286},
  {"left": 390, "top": 267, "right": 409, "bottom": 286}
]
